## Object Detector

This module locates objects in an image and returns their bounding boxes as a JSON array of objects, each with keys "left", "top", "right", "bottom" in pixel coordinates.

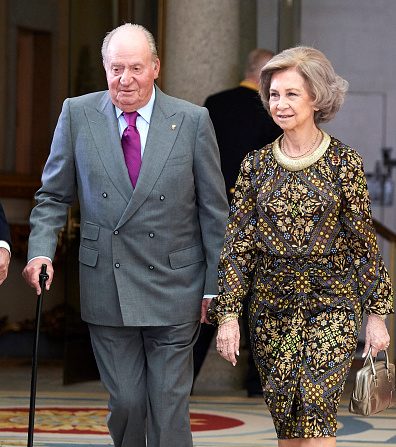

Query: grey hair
[
  {"left": 259, "top": 46, "right": 348, "bottom": 124},
  {"left": 244, "top": 48, "right": 274, "bottom": 79},
  {"left": 101, "top": 23, "right": 158, "bottom": 63}
]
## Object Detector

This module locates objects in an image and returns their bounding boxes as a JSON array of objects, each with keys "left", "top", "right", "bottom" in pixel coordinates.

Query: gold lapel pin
[{"left": 171, "top": 124, "right": 177, "bottom": 130}]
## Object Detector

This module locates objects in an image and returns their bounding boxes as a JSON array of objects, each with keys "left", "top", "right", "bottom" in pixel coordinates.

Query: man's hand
[
  {"left": 22, "top": 258, "right": 54, "bottom": 295},
  {"left": 200, "top": 298, "right": 213, "bottom": 323},
  {"left": 0, "top": 247, "right": 10, "bottom": 285}
]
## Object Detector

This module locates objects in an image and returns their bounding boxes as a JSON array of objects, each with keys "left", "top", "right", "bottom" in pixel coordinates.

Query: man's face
[{"left": 104, "top": 29, "right": 160, "bottom": 112}]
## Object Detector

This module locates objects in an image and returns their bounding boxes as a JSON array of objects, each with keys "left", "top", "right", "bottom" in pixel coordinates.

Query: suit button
[
  {"left": 115, "top": 263, "right": 120, "bottom": 268},
  {"left": 102, "top": 192, "right": 108, "bottom": 198},
  {"left": 148, "top": 265, "right": 154, "bottom": 270},
  {"left": 149, "top": 232, "right": 154, "bottom": 238},
  {"left": 160, "top": 195, "right": 165, "bottom": 201},
  {"left": 114, "top": 230, "right": 119, "bottom": 235}
]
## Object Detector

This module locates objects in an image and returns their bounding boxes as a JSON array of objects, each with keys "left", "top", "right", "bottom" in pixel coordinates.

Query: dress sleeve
[
  {"left": 207, "top": 151, "right": 260, "bottom": 324},
  {"left": 339, "top": 149, "right": 394, "bottom": 316}
]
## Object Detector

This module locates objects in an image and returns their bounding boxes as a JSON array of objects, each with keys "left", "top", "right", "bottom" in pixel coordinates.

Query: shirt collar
[{"left": 115, "top": 86, "right": 156, "bottom": 124}]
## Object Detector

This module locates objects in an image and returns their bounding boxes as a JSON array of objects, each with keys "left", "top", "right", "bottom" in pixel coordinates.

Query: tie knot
[{"left": 124, "top": 111, "right": 139, "bottom": 127}]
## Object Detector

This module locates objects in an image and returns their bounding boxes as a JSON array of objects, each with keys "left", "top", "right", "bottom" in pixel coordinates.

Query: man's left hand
[
  {"left": 0, "top": 247, "right": 10, "bottom": 285},
  {"left": 200, "top": 298, "right": 213, "bottom": 323}
]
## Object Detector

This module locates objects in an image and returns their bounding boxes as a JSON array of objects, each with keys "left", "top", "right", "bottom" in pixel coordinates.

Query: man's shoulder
[
  {"left": 204, "top": 86, "right": 259, "bottom": 109},
  {"left": 68, "top": 90, "right": 108, "bottom": 106},
  {"left": 204, "top": 86, "right": 244, "bottom": 103}
]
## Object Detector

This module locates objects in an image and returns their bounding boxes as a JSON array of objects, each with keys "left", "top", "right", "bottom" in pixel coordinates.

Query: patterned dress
[{"left": 207, "top": 132, "right": 394, "bottom": 439}]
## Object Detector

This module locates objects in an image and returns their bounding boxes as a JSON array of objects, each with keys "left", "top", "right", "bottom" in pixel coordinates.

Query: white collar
[{"left": 115, "top": 86, "right": 156, "bottom": 124}]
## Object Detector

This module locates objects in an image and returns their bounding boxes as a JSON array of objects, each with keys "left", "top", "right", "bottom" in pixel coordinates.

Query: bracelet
[
  {"left": 369, "top": 313, "right": 387, "bottom": 321},
  {"left": 218, "top": 313, "right": 238, "bottom": 326}
]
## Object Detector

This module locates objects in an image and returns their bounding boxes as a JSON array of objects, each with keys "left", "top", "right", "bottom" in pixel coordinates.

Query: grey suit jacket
[{"left": 28, "top": 87, "right": 228, "bottom": 326}]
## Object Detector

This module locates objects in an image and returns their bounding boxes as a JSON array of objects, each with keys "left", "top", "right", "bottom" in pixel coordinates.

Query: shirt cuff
[
  {"left": 203, "top": 295, "right": 216, "bottom": 299},
  {"left": 28, "top": 256, "right": 52, "bottom": 263},
  {"left": 0, "top": 241, "right": 11, "bottom": 256}
]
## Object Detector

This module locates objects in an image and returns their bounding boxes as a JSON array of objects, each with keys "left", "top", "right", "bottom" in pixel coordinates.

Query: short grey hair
[
  {"left": 101, "top": 23, "right": 158, "bottom": 63},
  {"left": 244, "top": 48, "right": 274, "bottom": 79},
  {"left": 259, "top": 46, "right": 348, "bottom": 124}
]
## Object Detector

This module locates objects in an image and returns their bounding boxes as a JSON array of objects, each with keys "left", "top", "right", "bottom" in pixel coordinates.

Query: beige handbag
[{"left": 349, "top": 348, "right": 395, "bottom": 416}]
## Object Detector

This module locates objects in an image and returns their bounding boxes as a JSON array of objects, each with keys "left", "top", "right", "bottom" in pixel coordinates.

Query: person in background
[
  {"left": 204, "top": 48, "right": 282, "bottom": 202},
  {"left": 22, "top": 23, "right": 228, "bottom": 447},
  {"left": 194, "top": 49, "right": 282, "bottom": 396},
  {"left": 207, "top": 46, "right": 393, "bottom": 446},
  {"left": 0, "top": 202, "right": 11, "bottom": 285}
]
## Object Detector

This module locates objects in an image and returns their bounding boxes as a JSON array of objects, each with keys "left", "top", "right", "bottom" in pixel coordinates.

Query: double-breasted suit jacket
[{"left": 27, "top": 86, "right": 228, "bottom": 327}]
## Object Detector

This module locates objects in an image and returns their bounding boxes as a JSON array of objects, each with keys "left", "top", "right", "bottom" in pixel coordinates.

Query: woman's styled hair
[{"left": 259, "top": 46, "right": 348, "bottom": 124}]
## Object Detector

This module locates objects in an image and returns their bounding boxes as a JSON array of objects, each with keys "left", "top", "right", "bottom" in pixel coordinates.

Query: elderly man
[{"left": 23, "top": 23, "right": 228, "bottom": 447}]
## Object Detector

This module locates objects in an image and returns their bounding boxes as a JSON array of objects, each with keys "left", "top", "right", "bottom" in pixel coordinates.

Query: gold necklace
[{"left": 281, "top": 128, "right": 321, "bottom": 159}]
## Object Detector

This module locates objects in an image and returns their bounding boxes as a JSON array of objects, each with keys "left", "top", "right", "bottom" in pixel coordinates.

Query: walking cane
[{"left": 27, "top": 264, "right": 49, "bottom": 447}]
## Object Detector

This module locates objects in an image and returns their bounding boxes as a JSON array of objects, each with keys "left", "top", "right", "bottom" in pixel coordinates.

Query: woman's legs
[{"left": 278, "top": 437, "right": 336, "bottom": 447}]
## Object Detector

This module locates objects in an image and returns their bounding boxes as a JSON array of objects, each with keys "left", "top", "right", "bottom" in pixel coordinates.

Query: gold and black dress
[{"left": 208, "top": 132, "right": 393, "bottom": 439}]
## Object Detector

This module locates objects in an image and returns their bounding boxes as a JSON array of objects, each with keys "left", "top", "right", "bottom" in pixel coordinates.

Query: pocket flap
[
  {"left": 79, "top": 245, "right": 98, "bottom": 267},
  {"left": 81, "top": 222, "right": 100, "bottom": 240},
  {"left": 169, "top": 244, "right": 205, "bottom": 269}
]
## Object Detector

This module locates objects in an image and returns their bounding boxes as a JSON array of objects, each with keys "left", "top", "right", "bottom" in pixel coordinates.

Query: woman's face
[{"left": 269, "top": 67, "right": 317, "bottom": 132}]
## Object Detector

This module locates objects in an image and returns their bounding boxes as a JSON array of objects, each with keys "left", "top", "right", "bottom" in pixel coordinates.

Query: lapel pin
[{"left": 171, "top": 124, "right": 177, "bottom": 130}]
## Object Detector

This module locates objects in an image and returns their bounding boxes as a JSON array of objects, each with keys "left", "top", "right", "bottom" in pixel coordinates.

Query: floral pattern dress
[{"left": 207, "top": 132, "right": 394, "bottom": 439}]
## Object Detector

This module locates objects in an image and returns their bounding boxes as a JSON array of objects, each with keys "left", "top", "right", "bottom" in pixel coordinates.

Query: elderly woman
[{"left": 206, "top": 46, "right": 394, "bottom": 446}]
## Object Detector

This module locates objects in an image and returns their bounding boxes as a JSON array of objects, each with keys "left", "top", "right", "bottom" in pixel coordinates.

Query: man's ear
[{"left": 153, "top": 58, "right": 161, "bottom": 79}]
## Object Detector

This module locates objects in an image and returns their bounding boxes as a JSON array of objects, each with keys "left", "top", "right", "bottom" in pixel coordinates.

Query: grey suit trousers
[{"left": 89, "top": 321, "right": 200, "bottom": 447}]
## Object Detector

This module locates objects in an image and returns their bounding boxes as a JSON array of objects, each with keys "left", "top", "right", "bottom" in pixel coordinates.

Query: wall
[
  {"left": 257, "top": 0, "right": 396, "bottom": 229},
  {"left": 300, "top": 0, "right": 396, "bottom": 229},
  {"left": 163, "top": 0, "right": 257, "bottom": 106},
  {"left": 0, "top": 0, "right": 69, "bottom": 326}
]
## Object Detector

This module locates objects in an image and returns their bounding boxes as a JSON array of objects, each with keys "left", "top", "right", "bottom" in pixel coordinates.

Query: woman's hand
[
  {"left": 216, "top": 319, "right": 240, "bottom": 366},
  {"left": 363, "top": 314, "right": 390, "bottom": 357}
]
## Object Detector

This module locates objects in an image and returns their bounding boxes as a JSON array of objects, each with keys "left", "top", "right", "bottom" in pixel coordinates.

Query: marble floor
[{"left": 0, "top": 358, "right": 395, "bottom": 446}]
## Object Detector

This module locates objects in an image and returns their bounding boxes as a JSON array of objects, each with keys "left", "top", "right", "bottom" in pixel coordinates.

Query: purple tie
[{"left": 122, "top": 111, "right": 142, "bottom": 188}]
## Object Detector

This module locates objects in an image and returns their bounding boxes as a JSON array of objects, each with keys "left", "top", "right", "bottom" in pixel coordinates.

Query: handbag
[{"left": 349, "top": 347, "right": 395, "bottom": 416}]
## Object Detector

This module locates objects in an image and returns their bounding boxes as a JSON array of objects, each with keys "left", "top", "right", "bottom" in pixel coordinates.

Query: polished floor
[{"left": 0, "top": 359, "right": 395, "bottom": 446}]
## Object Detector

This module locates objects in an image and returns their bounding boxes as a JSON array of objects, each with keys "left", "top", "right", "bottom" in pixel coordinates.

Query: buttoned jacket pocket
[
  {"left": 79, "top": 222, "right": 100, "bottom": 267},
  {"left": 79, "top": 245, "right": 98, "bottom": 267},
  {"left": 169, "top": 244, "right": 205, "bottom": 269},
  {"left": 81, "top": 222, "right": 100, "bottom": 240}
]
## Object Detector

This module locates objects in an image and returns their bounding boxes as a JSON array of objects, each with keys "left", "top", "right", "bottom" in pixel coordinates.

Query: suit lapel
[
  {"left": 85, "top": 93, "right": 133, "bottom": 203},
  {"left": 116, "top": 89, "right": 184, "bottom": 228}
]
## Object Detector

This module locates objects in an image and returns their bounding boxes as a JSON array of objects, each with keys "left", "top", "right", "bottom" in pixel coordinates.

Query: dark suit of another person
[
  {"left": 193, "top": 80, "right": 282, "bottom": 395},
  {"left": 0, "top": 203, "right": 11, "bottom": 243},
  {"left": 205, "top": 80, "right": 282, "bottom": 201},
  {"left": 0, "top": 202, "right": 11, "bottom": 285}
]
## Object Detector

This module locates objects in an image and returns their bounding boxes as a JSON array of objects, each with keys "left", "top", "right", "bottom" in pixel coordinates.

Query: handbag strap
[{"left": 363, "top": 347, "right": 392, "bottom": 382}]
